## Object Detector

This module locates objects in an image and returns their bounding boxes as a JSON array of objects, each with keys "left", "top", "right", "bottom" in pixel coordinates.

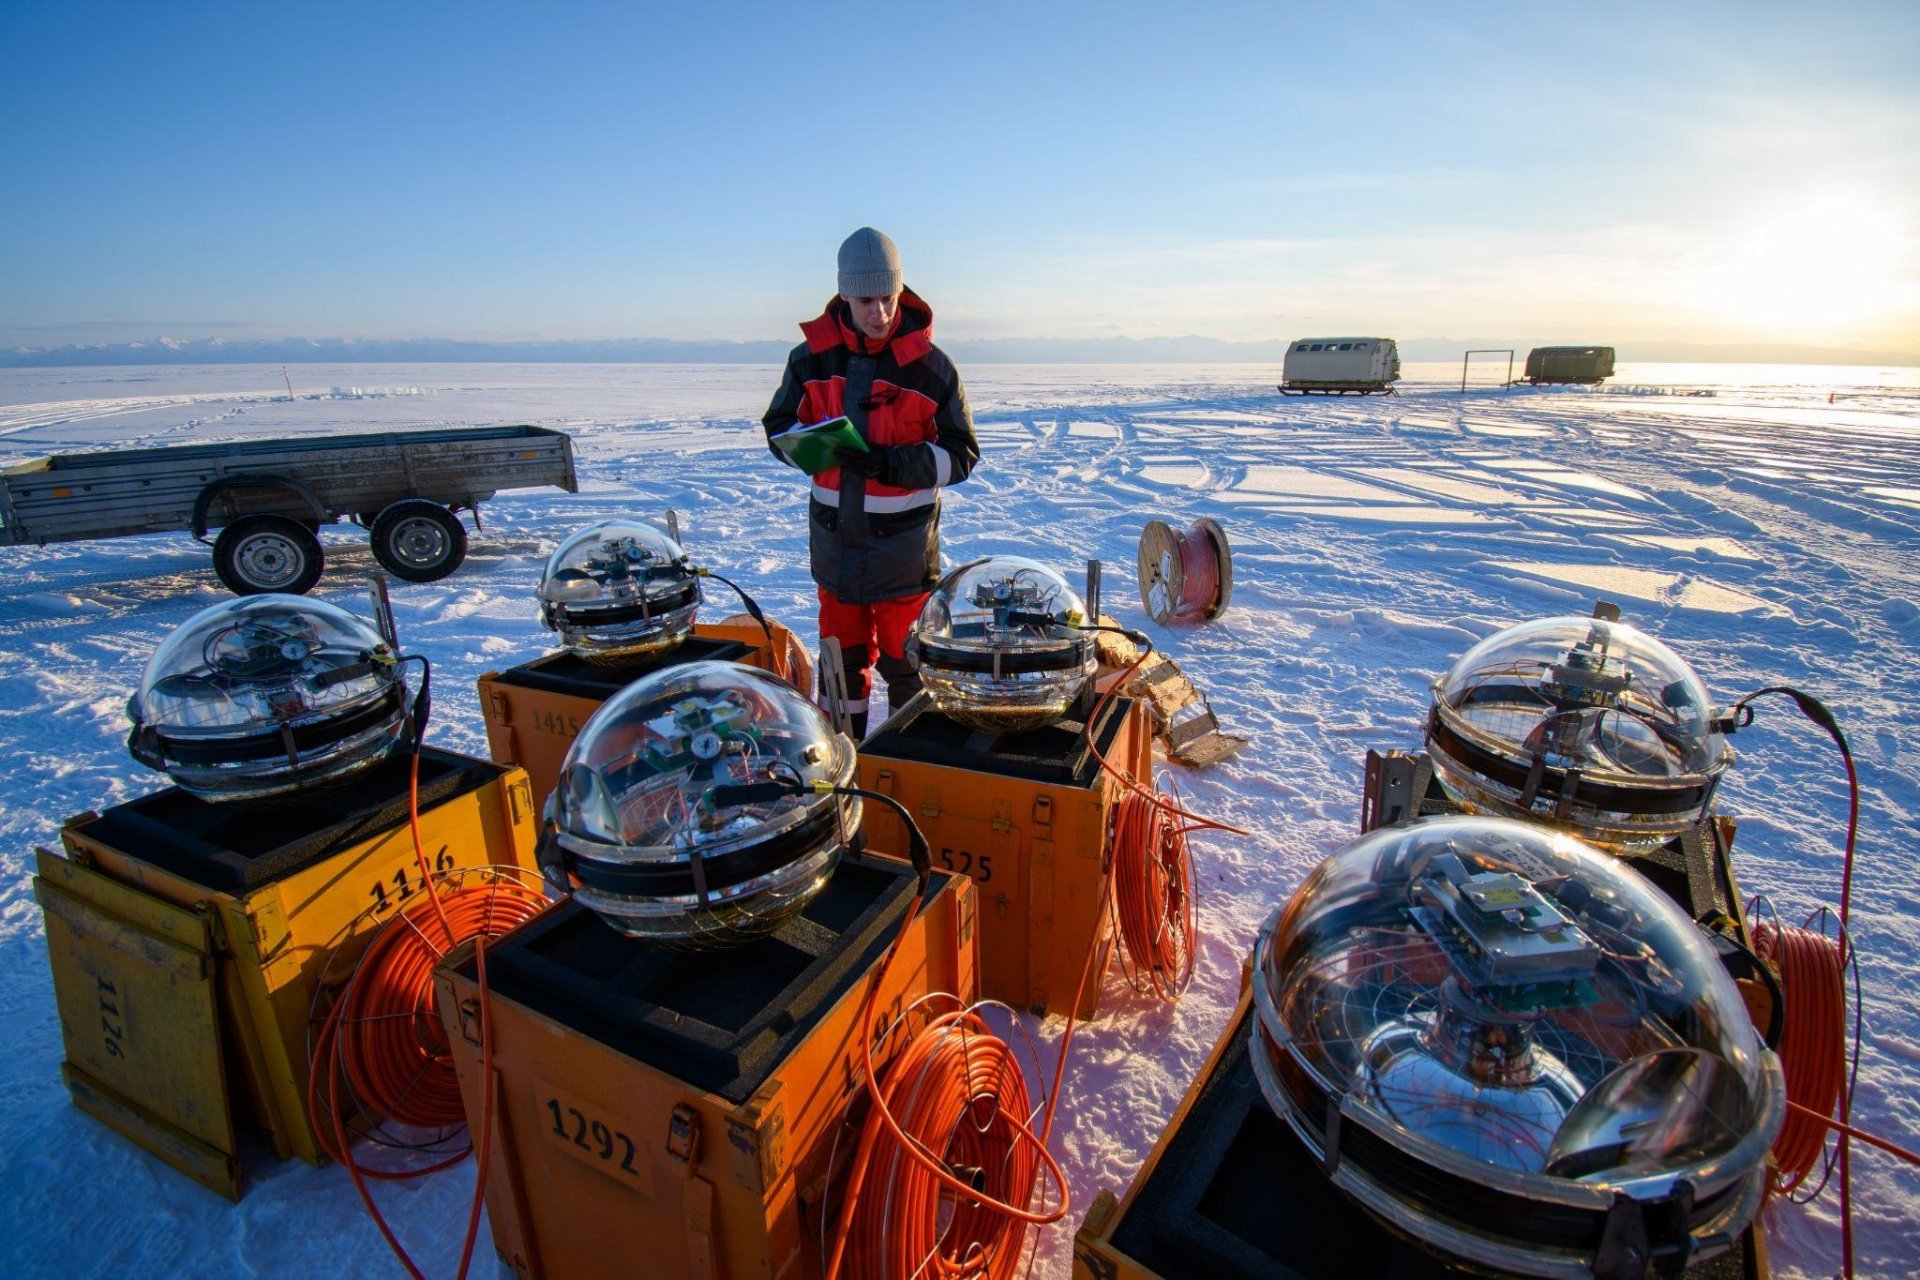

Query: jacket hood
[{"left": 801, "top": 288, "right": 935, "bottom": 365}]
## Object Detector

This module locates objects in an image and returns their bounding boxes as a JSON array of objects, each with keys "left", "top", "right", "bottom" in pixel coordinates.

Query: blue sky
[{"left": 4, "top": 1, "right": 1916, "bottom": 350}]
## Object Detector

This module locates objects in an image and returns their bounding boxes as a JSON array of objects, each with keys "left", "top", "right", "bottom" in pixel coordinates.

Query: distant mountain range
[{"left": 4, "top": 334, "right": 1915, "bottom": 368}]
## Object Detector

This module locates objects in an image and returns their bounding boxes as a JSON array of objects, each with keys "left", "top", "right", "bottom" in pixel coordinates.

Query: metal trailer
[
  {"left": 1524, "top": 345, "right": 1616, "bottom": 384},
  {"left": 1279, "top": 337, "right": 1402, "bottom": 394},
  {"left": 0, "top": 424, "right": 578, "bottom": 595}
]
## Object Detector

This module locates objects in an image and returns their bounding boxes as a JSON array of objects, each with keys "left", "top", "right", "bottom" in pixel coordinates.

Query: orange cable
[
  {"left": 307, "top": 747, "right": 546, "bottom": 1279},
  {"left": 831, "top": 628, "right": 1238, "bottom": 1276},
  {"left": 1734, "top": 688, "right": 1862, "bottom": 1275},
  {"left": 1787, "top": 1102, "right": 1920, "bottom": 1168},
  {"left": 1110, "top": 786, "right": 1197, "bottom": 1002},
  {"left": 1754, "top": 918, "right": 1849, "bottom": 1196},
  {"left": 829, "top": 850, "right": 1102, "bottom": 1279},
  {"left": 841, "top": 1004, "right": 1043, "bottom": 1278},
  {"left": 1085, "top": 634, "right": 1230, "bottom": 1004}
]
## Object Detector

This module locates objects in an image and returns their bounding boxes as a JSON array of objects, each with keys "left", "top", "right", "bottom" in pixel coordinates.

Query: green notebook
[{"left": 770, "top": 415, "right": 868, "bottom": 475}]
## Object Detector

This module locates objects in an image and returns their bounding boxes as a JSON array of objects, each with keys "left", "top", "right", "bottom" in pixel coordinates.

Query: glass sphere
[
  {"left": 538, "top": 660, "right": 859, "bottom": 944},
  {"left": 538, "top": 519, "right": 700, "bottom": 661},
  {"left": 905, "top": 556, "right": 1095, "bottom": 733},
  {"left": 1251, "top": 815, "right": 1781, "bottom": 1278},
  {"left": 1426, "top": 609, "right": 1732, "bottom": 852},
  {"left": 126, "top": 595, "right": 407, "bottom": 802}
]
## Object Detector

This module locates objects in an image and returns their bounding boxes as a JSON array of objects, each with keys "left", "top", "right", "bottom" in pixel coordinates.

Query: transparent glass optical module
[
  {"left": 1426, "top": 605, "right": 1733, "bottom": 852},
  {"left": 538, "top": 661, "right": 860, "bottom": 945},
  {"left": 905, "top": 555, "right": 1096, "bottom": 733},
  {"left": 127, "top": 594, "right": 407, "bottom": 803},
  {"left": 537, "top": 519, "right": 701, "bottom": 662},
  {"left": 1251, "top": 816, "right": 1782, "bottom": 1278}
]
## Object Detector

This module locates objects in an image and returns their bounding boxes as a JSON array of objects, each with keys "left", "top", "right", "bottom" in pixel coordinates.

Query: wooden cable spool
[{"left": 1137, "top": 517, "right": 1232, "bottom": 625}]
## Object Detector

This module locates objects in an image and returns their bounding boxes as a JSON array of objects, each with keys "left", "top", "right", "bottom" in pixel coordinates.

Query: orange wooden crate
[
  {"left": 478, "top": 618, "right": 802, "bottom": 820},
  {"left": 435, "top": 858, "right": 976, "bottom": 1280},
  {"left": 33, "top": 748, "right": 538, "bottom": 1196},
  {"left": 854, "top": 693, "right": 1151, "bottom": 1019}
]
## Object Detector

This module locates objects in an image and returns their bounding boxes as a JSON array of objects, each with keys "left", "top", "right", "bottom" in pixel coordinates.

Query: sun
[{"left": 1704, "top": 194, "right": 1916, "bottom": 338}]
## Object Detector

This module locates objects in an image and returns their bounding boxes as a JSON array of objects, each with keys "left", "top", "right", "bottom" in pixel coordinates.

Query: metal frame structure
[{"left": 1459, "top": 348, "right": 1515, "bottom": 393}]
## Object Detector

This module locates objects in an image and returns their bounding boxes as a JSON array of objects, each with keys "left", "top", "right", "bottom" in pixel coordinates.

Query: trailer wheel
[
  {"left": 370, "top": 499, "right": 467, "bottom": 582},
  {"left": 213, "top": 514, "right": 325, "bottom": 595}
]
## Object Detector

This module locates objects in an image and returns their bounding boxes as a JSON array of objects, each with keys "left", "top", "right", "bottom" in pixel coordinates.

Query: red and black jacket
[{"left": 761, "top": 289, "right": 978, "bottom": 603}]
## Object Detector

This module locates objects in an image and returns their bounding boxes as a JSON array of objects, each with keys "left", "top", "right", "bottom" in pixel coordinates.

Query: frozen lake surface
[{"left": 2, "top": 360, "right": 1917, "bottom": 1278}]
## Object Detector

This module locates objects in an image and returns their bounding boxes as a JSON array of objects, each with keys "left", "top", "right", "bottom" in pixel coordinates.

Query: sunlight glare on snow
[
  {"left": 1489, "top": 560, "right": 1774, "bottom": 614},
  {"left": 1137, "top": 464, "right": 1208, "bottom": 488},
  {"left": 1236, "top": 465, "right": 1411, "bottom": 502}
]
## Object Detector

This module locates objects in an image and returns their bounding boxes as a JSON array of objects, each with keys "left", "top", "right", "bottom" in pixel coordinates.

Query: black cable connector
[
  {"left": 706, "top": 778, "right": 935, "bottom": 885},
  {"left": 708, "top": 779, "right": 807, "bottom": 807},
  {"left": 1730, "top": 684, "right": 1853, "bottom": 762},
  {"left": 392, "top": 653, "right": 433, "bottom": 751},
  {"left": 835, "top": 786, "right": 933, "bottom": 883},
  {"left": 1004, "top": 610, "right": 1152, "bottom": 648}
]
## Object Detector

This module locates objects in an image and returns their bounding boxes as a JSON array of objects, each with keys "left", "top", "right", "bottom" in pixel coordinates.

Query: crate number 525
[{"left": 936, "top": 847, "right": 993, "bottom": 883}]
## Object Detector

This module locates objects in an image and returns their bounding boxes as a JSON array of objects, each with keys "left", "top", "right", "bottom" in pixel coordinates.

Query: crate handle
[{"left": 667, "top": 1103, "right": 702, "bottom": 1168}]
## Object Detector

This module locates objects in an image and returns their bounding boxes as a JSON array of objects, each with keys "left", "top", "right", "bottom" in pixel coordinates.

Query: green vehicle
[{"left": 1524, "top": 346, "right": 1616, "bottom": 385}]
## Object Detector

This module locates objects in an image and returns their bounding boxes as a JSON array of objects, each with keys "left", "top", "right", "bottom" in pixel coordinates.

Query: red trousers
[{"left": 817, "top": 588, "right": 929, "bottom": 729}]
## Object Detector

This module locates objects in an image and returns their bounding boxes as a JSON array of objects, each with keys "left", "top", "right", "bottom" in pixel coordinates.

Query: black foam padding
[
  {"left": 472, "top": 857, "right": 944, "bottom": 1104},
  {"left": 860, "top": 692, "right": 1134, "bottom": 787},
  {"left": 1107, "top": 1005, "right": 1761, "bottom": 1279},
  {"left": 488, "top": 636, "right": 751, "bottom": 699},
  {"left": 77, "top": 746, "right": 505, "bottom": 893}
]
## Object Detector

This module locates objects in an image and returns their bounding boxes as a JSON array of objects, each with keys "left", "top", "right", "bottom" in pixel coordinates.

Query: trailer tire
[
  {"left": 213, "top": 514, "right": 325, "bottom": 596},
  {"left": 370, "top": 499, "right": 467, "bottom": 582}
]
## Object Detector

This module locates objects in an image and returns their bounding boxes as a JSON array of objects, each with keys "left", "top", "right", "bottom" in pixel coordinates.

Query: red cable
[
  {"left": 840, "top": 1004, "right": 1043, "bottom": 1278},
  {"left": 1752, "top": 919, "right": 1848, "bottom": 1194},
  {"left": 1788, "top": 1102, "right": 1920, "bottom": 1168},
  {"left": 829, "top": 842, "right": 1104, "bottom": 1279},
  {"left": 830, "top": 627, "right": 1240, "bottom": 1275},
  {"left": 1111, "top": 786, "right": 1197, "bottom": 1002},
  {"left": 1169, "top": 521, "right": 1222, "bottom": 620},
  {"left": 306, "top": 749, "right": 546, "bottom": 1280},
  {"left": 320, "top": 884, "right": 541, "bottom": 1139},
  {"left": 1734, "top": 687, "right": 1862, "bottom": 1276}
]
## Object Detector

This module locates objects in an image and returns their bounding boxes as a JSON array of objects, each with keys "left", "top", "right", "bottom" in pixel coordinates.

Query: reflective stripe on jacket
[{"left": 762, "top": 289, "right": 978, "bottom": 603}]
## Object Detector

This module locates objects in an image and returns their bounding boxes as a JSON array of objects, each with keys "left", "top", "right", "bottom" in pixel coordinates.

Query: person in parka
[{"left": 762, "top": 227, "right": 979, "bottom": 735}]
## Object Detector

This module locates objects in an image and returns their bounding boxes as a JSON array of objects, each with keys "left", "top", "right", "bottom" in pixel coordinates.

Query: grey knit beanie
[{"left": 838, "top": 227, "right": 903, "bottom": 298}]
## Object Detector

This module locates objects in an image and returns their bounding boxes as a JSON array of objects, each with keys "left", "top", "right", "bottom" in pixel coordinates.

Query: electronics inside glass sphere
[
  {"left": 538, "top": 519, "right": 701, "bottom": 662},
  {"left": 126, "top": 594, "right": 408, "bottom": 802},
  {"left": 538, "top": 660, "right": 860, "bottom": 944},
  {"left": 1250, "top": 814, "right": 1782, "bottom": 1278},
  {"left": 1425, "top": 601, "right": 1732, "bottom": 852},
  {"left": 905, "top": 555, "right": 1097, "bottom": 733}
]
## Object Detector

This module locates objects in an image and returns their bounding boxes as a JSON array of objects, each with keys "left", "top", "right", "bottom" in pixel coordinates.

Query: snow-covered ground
[{"left": 3, "top": 360, "right": 1917, "bottom": 1278}]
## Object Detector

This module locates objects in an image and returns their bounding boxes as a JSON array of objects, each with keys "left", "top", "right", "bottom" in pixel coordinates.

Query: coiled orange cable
[
  {"left": 1110, "top": 786, "right": 1197, "bottom": 1002},
  {"left": 840, "top": 1003, "right": 1043, "bottom": 1278},
  {"left": 830, "top": 626, "right": 1238, "bottom": 1277},
  {"left": 1753, "top": 918, "right": 1849, "bottom": 1195},
  {"left": 306, "top": 748, "right": 547, "bottom": 1280},
  {"left": 1086, "top": 629, "right": 1238, "bottom": 1007},
  {"left": 316, "top": 881, "right": 544, "bottom": 1138},
  {"left": 828, "top": 845, "right": 1086, "bottom": 1280},
  {"left": 1730, "top": 687, "right": 1869, "bottom": 1276}
]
